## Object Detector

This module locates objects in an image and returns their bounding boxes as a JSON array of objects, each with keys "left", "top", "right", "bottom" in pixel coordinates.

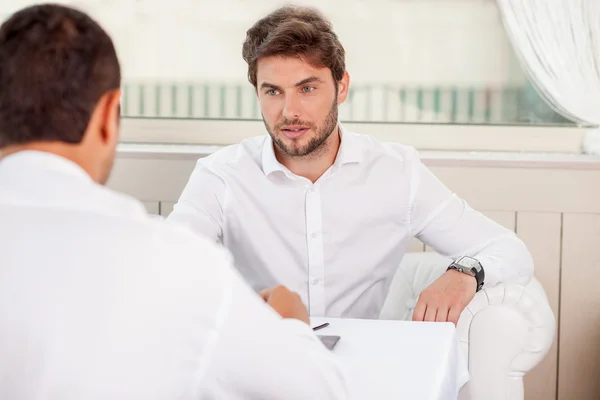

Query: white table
[{"left": 311, "top": 317, "right": 469, "bottom": 400}]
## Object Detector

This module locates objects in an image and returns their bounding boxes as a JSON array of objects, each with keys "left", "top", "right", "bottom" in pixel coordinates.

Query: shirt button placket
[{"left": 305, "top": 184, "right": 325, "bottom": 316}]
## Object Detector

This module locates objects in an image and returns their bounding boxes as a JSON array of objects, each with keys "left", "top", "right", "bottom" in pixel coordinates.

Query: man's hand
[
  {"left": 412, "top": 269, "right": 477, "bottom": 325},
  {"left": 259, "top": 285, "right": 310, "bottom": 325}
]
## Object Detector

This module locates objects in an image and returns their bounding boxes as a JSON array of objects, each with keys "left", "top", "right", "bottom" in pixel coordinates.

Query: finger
[
  {"left": 424, "top": 305, "right": 437, "bottom": 322},
  {"left": 448, "top": 305, "right": 463, "bottom": 326},
  {"left": 413, "top": 299, "right": 427, "bottom": 321},
  {"left": 435, "top": 307, "right": 450, "bottom": 323},
  {"left": 258, "top": 288, "right": 272, "bottom": 301}
]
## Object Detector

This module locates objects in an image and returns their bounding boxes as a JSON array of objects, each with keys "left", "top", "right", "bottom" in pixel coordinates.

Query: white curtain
[{"left": 496, "top": 0, "right": 600, "bottom": 152}]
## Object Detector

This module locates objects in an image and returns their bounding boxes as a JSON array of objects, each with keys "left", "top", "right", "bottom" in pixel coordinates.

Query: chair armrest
[
  {"left": 380, "top": 252, "right": 556, "bottom": 400},
  {"left": 456, "top": 280, "right": 556, "bottom": 400}
]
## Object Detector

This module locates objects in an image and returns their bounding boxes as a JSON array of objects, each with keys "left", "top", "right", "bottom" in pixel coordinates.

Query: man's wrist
[
  {"left": 446, "top": 269, "right": 478, "bottom": 292},
  {"left": 447, "top": 256, "right": 485, "bottom": 292}
]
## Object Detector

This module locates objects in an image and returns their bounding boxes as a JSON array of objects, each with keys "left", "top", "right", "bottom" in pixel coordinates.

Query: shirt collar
[
  {"left": 334, "top": 124, "right": 364, "bottom": 165},
  {"left": 261, "top": 123, "right": 364, "bottom": 176},
  {"left": 261, "top": 136, "right": 283, "bottom": 176},
  {"left": 0, "top": 150, "right": 93, "bottom": 183}
]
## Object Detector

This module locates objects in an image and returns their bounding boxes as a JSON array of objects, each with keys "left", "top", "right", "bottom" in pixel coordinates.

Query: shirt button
[
  {"left": 310, "top": 186, "right": 316, "bottom": 192},
  {"left": 311, "top": 278, "right": 320, "bottom": 285},
  {"left": 311, "top": 232, "right": 317, "bottom": 238}
]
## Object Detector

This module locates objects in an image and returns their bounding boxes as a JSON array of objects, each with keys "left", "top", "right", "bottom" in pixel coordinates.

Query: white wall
[{"left": 1, "top": 0, "right": 526, "bottom": 86}]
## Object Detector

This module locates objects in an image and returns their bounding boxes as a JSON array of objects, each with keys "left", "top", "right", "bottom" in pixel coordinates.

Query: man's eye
[
  {"left": 266, "top": 89, "right": 279, "bottom": 95},
  {"left": 302, "top": 86, "right": 315, "bottom": 93}
]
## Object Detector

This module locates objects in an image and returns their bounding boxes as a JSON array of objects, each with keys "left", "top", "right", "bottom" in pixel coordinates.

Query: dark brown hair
[
  {"left": 242, "top": 5, "right": 345, "bottom": 88},
  {"left": 0, "top": 4, "right": 120, "bottom": 147}
]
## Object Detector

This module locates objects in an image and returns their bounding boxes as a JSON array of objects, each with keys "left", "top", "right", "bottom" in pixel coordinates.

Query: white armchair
[{"left": 380, "top": 252, "right": 556, "bottom": 400}]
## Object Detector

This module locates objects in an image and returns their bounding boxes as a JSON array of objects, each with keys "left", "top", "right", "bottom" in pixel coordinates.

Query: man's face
[{"left": 256, "top": 56, "right": 348, "bottom": 158}]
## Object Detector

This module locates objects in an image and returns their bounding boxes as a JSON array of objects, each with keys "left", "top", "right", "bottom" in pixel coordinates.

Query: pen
[{"left": 312, "top": 322, "right": 329, "bottom": 331}]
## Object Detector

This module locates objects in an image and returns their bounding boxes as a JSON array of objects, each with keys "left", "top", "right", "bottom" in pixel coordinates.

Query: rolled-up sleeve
[{"left": 408, "top": 154, "right": 534, "bottom": 287}]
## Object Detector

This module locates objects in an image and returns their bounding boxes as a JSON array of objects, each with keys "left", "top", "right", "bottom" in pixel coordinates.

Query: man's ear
[
  {"left": 337, "top": 71, "right": 350, "bottom": 105},
  {"left": 98, "top": 89, "right": 122, "bottom": 145}
]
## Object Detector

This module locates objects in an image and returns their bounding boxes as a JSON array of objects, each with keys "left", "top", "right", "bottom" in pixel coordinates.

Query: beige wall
[{"left": 108, "top": 146, "right": 600, "bottom": 400}]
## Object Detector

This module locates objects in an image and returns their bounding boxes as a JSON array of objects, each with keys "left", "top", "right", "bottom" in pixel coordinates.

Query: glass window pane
[{"left": 1, "top": 0, "right": 576, "bottom": 126}]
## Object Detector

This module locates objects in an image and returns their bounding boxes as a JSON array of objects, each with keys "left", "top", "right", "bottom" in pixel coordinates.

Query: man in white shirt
[
  {"left": 0, "top": 5, "right": 348, "bottom": 399},
  {"left": 168, "top": 5, "right": 534, "bottom": 323}
]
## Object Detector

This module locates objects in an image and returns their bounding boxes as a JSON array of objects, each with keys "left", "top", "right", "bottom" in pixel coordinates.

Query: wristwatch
[{"left": 447, "top": 256, "right": 485, "bottom": 292}]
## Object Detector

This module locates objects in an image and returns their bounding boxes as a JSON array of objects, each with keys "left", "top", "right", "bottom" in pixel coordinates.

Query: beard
[{"left": 264, "top": 98, "right": 339, "bottom": 158}]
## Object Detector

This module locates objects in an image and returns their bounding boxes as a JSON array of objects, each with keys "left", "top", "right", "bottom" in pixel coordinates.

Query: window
[{"left": 2, "top": 0, "right": 588, "bottom": 151}]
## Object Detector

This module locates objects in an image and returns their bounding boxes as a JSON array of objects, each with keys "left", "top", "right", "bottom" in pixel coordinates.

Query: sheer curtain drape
[{"left": 497, "top": 0, "right": 600, "bottom": 153}]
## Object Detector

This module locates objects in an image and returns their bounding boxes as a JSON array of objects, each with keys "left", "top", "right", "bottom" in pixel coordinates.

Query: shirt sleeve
[
  {"left": 197, "top": 255, "right": 349, "bottom": 400},
  {"left": 408, "top": 152, "right": 534, "bottom": 287},
  {"left": 166, "top": 159, "right": 226, "bottom": 243}
]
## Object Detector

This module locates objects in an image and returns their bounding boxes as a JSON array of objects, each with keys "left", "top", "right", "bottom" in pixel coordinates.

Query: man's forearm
[{"left": 468, "top": 233, "right": 534, "bottom": 287}]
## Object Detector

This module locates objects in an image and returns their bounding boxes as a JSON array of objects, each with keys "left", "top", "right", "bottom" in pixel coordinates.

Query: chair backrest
[{"left": 380, "top": 252, "right": 451, "bottom": 320}]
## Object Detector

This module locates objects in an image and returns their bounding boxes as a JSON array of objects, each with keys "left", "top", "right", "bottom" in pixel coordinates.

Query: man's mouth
[{"left": 281, "top": 126, "right": 309, "bottom": 139}]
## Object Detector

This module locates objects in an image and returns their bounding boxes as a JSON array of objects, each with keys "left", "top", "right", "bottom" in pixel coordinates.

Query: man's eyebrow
[
  {"left": 259, "top": 76, "right": 324, "bottom": 90},
  {"left": 259, "top": 82, "right": 282, "bottom": 90},
  {"left": 294, "top": 76, "right": 324, "bottom": 86}
]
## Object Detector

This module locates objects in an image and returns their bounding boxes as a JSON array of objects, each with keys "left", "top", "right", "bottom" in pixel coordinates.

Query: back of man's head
[{"left": 0, "top": 4, "right": 121, "bottom": 183}]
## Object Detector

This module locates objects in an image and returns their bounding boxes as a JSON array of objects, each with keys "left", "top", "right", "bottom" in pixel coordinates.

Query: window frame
[{"left": 119, "top": 117, "right": 590, "bottom": 154}]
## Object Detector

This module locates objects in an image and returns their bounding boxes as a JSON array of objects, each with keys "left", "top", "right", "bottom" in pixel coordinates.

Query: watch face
[{"left": 457, "top": 256, "right": 482, "bottom": 271}]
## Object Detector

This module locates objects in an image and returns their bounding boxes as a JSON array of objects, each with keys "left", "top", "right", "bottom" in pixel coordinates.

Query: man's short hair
[
  {"left": 0, "top": 4, "right": 121, "bottom": 147},
  {"left": 242, "top": 5, "right": 345, "bottom": 88}
]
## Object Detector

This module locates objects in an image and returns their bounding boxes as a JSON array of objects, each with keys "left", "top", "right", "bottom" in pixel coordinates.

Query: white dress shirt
[
  {"left": 168, "top": 126, "right": 534, "bottom": 319},
  {"left": 0, "top": 151, "right": 348, "bottom": 400}
]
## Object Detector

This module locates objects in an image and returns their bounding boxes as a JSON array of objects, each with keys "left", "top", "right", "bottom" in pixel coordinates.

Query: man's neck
[{"left": 277, "top": 128, "right": 341, "bottom": 183}]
